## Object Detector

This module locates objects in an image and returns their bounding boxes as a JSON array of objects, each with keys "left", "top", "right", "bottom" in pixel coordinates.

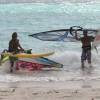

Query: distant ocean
[
  {"left": 0, "top": 0, "right": 100, "bottom": 4},
  {"left": 0, "top": 0, "right": 100, "bottom": 83}
]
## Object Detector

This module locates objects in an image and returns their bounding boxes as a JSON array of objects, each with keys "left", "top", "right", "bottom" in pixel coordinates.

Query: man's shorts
[{"left": 81, "top": 49, "right": 91, "bottom": 62}]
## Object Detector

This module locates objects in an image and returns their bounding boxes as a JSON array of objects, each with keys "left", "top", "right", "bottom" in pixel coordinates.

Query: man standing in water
[
  {"left": 75, "top": 30, "right": 94, "bottom": 68},
  {"left": 8, "top": 32, "right": 24, "bottom": 72}
]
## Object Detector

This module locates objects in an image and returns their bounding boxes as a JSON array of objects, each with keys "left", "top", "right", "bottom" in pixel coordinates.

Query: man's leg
[
  {"left": 81, "top": 61, "right": 85, "bottom": 68},
  {"left": 81, "top": 50, "right": 86, "bottom": 68},
  {"left": 9, "top": 56, "right": 15, "bottom": 73},
  {"left": 87, "top": 50, "right": 92, "bottom": 66},
  {"left": 10, "top": 61, "right": 14, "bottom": 72}
]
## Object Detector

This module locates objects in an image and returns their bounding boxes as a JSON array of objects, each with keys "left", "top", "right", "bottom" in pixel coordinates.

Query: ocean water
[{"left": 0, "top": 2, "right": 100, "bottom": 83}]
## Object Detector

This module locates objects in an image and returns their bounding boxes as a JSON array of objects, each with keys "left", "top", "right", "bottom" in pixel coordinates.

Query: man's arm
[
  {"left": 90, "top": 36, "right": 95, "bottom": 42},
  {"left": 18, "top": 40, "right": 24, "bottom": 51},
  {"left": 75, "top": 32, "right": 81, "bottom": 41},
  {"left": 91, "top": 36, "right": 98, "bottom": 53}
]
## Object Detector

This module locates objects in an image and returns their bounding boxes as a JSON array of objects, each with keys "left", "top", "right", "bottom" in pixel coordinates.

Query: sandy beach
[{"left": 0, "top": 80, "right": 100, "bottom": 100}]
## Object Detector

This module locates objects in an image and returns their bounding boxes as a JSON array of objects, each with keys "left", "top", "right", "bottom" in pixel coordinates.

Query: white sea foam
[{"left": 0, "top": 49, "right": 100, "bottom": 82}]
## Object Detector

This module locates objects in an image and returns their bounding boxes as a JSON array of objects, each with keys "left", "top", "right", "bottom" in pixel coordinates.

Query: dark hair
[
  {"left": 83, "top": 30, "right": 88, "bottom": 34},
  {"left": 12, "top": 32, "right": 17, "bottom": 39}
]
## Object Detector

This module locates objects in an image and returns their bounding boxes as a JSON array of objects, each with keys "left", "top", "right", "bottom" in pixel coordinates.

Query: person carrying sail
[{"left": 75, "top": 30, "right": 94, "bottom": 68}]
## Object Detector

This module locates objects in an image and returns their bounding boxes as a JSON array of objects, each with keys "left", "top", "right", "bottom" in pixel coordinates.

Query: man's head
[
  {"left": 83, "top": 30, "right": 88, "bottom": 36},
  {"left": 12, "top": 32, "right": 17, "bottom": 39}
]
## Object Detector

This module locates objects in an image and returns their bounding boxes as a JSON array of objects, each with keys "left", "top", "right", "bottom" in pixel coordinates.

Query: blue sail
[{"left": 29, "top": 26, "right": 98, "bottom": 41}]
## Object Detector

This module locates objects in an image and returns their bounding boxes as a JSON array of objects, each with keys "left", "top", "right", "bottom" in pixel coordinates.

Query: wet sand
[{"left": 0, "top": 80, "right": 100, "bottom": 100}]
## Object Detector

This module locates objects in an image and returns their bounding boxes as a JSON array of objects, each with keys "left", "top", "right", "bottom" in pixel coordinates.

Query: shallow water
[{"left": 0, "top": 2, "right": 100, "bottom": 82}]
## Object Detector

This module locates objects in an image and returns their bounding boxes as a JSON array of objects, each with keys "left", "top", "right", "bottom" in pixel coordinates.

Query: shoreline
[
  {"left": 0, "top": 76, "right": 100, "bottom": 88},
  {"left": 0, "top": 80, "right": 100, "bottom": 100}
]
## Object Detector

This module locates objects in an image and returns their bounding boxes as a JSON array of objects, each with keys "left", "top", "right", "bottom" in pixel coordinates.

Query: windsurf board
[{"left": 3, "top": 52, "right": 54, "bottom": 58}]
